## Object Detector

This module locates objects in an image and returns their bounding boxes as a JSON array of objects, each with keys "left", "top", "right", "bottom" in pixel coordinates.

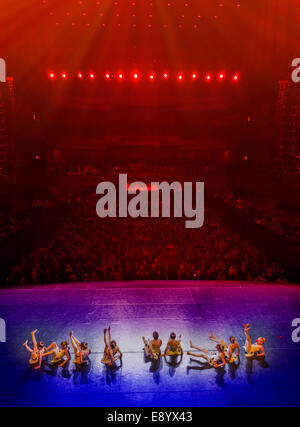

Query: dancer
[
  {"left": 43, "top": 341, "right": 70, "bottom": 367},
  {"left": 209, "top": 332, "right": 240, "bottom": 363},
  {"left": 244, "top": 324, "right": 266, "bottom": 358},
  {"left": 142, "top": 331, "right": 162, "bottom": 360},
  {"left": 101, "top": 326, "right": 123, "bottom": 366},
  {"left": 23, "top": 329, "right": 47, "bottom": 370},
  {"left": 69, "top": 331, "right": 91, "bottom": 365},
  {"left": 188, "top": 341, "right": 227, "bottom": 369},
  {"left": 163, "top": 333, "right": 183, "bottom": 357}
]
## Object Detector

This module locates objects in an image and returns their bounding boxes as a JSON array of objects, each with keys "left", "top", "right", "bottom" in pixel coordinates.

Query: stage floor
[{"left": 0, "top": 281, "right": 300, "bottom": 407}]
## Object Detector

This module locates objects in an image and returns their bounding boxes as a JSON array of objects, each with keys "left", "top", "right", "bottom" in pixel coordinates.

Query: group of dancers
[{"left": 23, "top": 324, "right": 266, "bottom": 371}]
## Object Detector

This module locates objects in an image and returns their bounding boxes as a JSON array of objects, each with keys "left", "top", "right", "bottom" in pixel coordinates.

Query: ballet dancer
[
  {"left": 209, "top": 332, "right": 240, "bottom": 363},
  {"left": 163, "top": 333, "right": 183, "bottom": 357},
  {"left": 142, "top": 331, "right": 162, "bottom": 360},
  {"left": 188, "top": 341, "right": 227, "bottom": 369},
  {"left": 69, "top": 331, "right": 91, "bottom": 365},
  {"left": 244, "top": 324, "right": 266, "bottom": 358},
  {"left": 101, "top": 326, "right": 123, "bottom": 366},
  {"left": 23, "top": 329, "right": 47, "bottom": 370},
  {"left": 43, "top": 341, "right": 70, "bottom": 367}
]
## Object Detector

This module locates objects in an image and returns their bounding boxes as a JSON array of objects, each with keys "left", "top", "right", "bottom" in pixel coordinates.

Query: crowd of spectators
[
  {"left": 216, "top": 191, "right": 300, "bottom": 243},
  {"left": 48, "top": 162, "right": 216, "bottom": 177},
  {"left": 0, "top": 214, "right": 31, "bottom": 241},
  {"left": 5, "top": 195, "right": 287, "bottom": 286}
]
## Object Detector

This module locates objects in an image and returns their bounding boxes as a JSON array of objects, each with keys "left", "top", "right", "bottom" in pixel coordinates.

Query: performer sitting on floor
[
  {"left": 163, "top": 333, "right": 183, "bottom": 357},
  {"left": 101, "top": 326, "right": 123, "bottom": 366},
  {"left": 69, "top": 331, "right": 91, "bottom": 366},
  {"left": 23, "top": 329, "right": 48, "bottom": 370},
  {"left": 142, "top": 331, "right": 162, "bottom": 360},
  {"left": 43, "top": 341, "right": 70, "bottom": 367},
  {"left": 244, "top": 324, "right": 266, "bottom": 358},
  {"left": 209, "top": 332, "right": 240, "bottom": 363},
  {"left": 188, "top": 341, "right": 227, "bottom": 369}
]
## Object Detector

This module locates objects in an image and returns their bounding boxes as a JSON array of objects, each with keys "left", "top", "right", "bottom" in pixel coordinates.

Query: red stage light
[
  {"left": 163, "top": 73, "right": 169, "bottom": 79},
  {"left": 49, "top": 72, "right": 55, "bottom": 80},
  {"left": 192, "top": 73, "right": 198, "bottom": 80},
  {"left": 105, "top": 73, "right": 111, "bottom": 80},
  {"left": 205, "top": 74, "right": 212, "bottom": 81},
  {"left": 78, "top": 73, "right": 83, "bottom": 79},
  {"left": 219, "top": 72, "right": 225, "bottom": 80},
  {"left": 149, "top": 73, "right": 155, "bottom": 80},
  {"left": 61, "top": 73, "right": 67, "bottom": 79},
  {"left": 233, "top": 73, "right": 240, "bottom": 81},
  {"left": 118, "top": 73, "right": 124, "bottom": 80},
  {"left": 89, "top": 73, "right": 95, "bottom": 79},
  {"left": 178, "top": 73, "right": 184, "bottom": 81},
  {"left": 133, "top": 72, "right": 140, "bottom": 80}
]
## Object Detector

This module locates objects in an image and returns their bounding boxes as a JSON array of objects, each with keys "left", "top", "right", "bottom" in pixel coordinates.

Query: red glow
[
  {"left": 61, "top": 73, "right": 67, "bottom": 79},
  {"left": 233, "top": 73, "right": 240, "bottom": 81},
  {"left": 178, "top": 73, "right": 184, "bottom": 81},
  {"left": 149, "top": 73, "right": 155, "bottom": 80},
  {"left": 192, "top": 73, "right": 198, "bottom": 80},
  {"left": 118, "top": 73, "right": 124, "bottom": 80},
  {"left": 49, "top": 72, "right": 55, "bottom": 80},
  {"left": 133, "top": 72, "right": 140, "bottom": 80},
  {"left": 205, "top": 74, "right": 212, "bottom": 81},
  {"left": 89, "top": 73, "right": 95, "bottom": 79},
  {"left": 105, "top": 73, "right": 111, "bottom": 80},
  {"left": 219, "top": 72, "right": 225, "bottom": 80},
  {"left": 78, "top": 73, "right": 83, "bottom": 79},
  {"left": 163, "top": 73, "right": 169, "bottom": 79}
]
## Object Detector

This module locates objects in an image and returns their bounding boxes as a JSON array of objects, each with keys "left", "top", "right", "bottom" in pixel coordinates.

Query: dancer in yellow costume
[
  {"left": 142, "top": 331, "right": 162, "bottom": 360},
  {"left": 188, "top": 341, "right": 227, "bottom": 369},
  {"left": 69, "top": 331, "right": 91, "bottom": 365},
  {"left": 101, "top": 326, "right": 123, "bottom": 366},
  {"left": 163, "top": 332, "right": 183, "bottom": 357},
  {"left": 244, "top": 324, "right": 266, "bottom": 358},
  {"left": 209, "top": 331, "right": 240, "bottom": 363},
  {"left": 43, "top": 341, "right": 70, "bottom": 367},
  {"left": 23, "top": 329, "right": 47, "bottom": 370}
]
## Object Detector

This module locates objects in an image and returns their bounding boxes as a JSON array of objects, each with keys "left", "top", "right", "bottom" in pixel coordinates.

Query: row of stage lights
[{"left": 48, "top": 71, "right": 240, "bottom": 82}]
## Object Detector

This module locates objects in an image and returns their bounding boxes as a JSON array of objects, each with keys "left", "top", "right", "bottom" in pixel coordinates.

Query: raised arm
[
  {"left": 108, "top": 326, "right": 112, "bottom": 346},
  {"left": 23, "top": 340, "right": 33, "bottom": 354},
  {"left": 104, "top": 329, "right": 108, "bottom": 347},
  {"left": 70, "top": 332, "right": 79, "bottom": 352}
]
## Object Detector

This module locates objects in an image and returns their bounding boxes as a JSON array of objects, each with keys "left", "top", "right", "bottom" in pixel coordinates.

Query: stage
[{"left": 0, "top": 281, "right": 300, "bottom": 407}]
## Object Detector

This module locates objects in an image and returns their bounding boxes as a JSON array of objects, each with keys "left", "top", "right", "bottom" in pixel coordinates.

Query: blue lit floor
[{"left": 0, "top": 281, "right": 300, "bottom": 407}]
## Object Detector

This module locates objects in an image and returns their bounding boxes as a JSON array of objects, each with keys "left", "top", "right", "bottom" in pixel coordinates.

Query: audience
[{"left": 5, "top": 195, "right": 287, "bottom": 286}]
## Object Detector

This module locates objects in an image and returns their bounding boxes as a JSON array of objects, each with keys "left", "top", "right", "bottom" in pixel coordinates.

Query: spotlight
[
  {"left": 177, "top": 73, "right": 184, "bottom": 81},
  {"left": 61, "top": 73, "right": 67, "bottom": 79},
  {"left": 218, "top": 72, "right": 225, "bottom": 80},
  {"left": 78, "top": 73, "right": 83, "bottom": 79},
  {"left": 118, "top": 73, "right": 124, "bottom": 80},
  {"left": 192, "top": 73, "right": 198, "bottom": 80},
  {"left": 49, "top": 72, "right": 55, "bottom": 80},
  {"left": 105, "top": 73, "right": 111, "bottom": 80},
  {"left": 205, "top": 74, "right": 212, "bottom": 81},
  {"left": 149, "top": 73, "right": 155, "bottom": 80},
  {"left": 163, "top": 72, "right": 169, "bottom": 79},
  {"left": 233, "top": 73, "right": 240, "bottom": 81},
  {"left": 89, "top": 73, "right": 95, "bottom": 79},
  {"left": 133, "top": 72, "right": 140, "bottom": 80}
]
